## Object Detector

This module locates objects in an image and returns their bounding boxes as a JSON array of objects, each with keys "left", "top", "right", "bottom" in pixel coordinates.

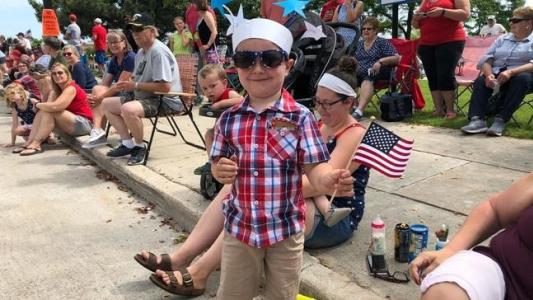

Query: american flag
[{"left": 354, "top": 122, "right": 413, "bottom": 178}]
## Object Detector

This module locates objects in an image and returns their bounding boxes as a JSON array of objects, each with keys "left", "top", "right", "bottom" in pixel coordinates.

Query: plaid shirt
[{"left": 210, "top": 90, "right": 330, "bottom": 248}]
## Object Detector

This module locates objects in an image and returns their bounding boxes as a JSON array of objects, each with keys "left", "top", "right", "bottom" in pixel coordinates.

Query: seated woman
[
  {"left": 134, "top": 57, "right": 370, "bottom": 296},
  {"left": 461, "top": 6, "right": 533, "bottom": 137},
  {"left": 17, "top": 63, "right": 93, "bottom": 156},
  {"left": 352, "top": 17, "right": 399, "bottom": 120},
  {"left": 63, "top": 44, "right": 97, "bottom": 91},
  {"left": 410, "top": 172, "right": 533, "bottom": 300},
  {"left": 82, "top": 30, "right": 135, "bottom": 149}
]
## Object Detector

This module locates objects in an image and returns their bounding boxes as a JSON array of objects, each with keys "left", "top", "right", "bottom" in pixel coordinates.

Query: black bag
[{"left": 380, "top": 92, "right": 413, "bottom": 122}]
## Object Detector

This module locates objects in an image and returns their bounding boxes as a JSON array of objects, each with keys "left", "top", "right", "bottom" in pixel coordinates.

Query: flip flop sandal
[
  {"left": 149, "top": 268, "right": 205, "bottom": 297},
  {"left": 12, "top": 146, "right": 28, "bottom": 154},
  {"left": 134, "top": 252, "right": 173, "bottom": 272},
  {"left": 19, "top": 147, "right": 43, "bottom": 156}
]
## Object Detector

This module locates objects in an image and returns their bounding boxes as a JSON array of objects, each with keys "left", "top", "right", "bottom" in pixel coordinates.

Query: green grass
[{"left": 365, "top": 80, "right": 533, "bottom": 139}]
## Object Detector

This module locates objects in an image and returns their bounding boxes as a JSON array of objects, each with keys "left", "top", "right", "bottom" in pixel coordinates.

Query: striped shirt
[{"left": 210, "top": 89, "right": 330, "bottom": 248}]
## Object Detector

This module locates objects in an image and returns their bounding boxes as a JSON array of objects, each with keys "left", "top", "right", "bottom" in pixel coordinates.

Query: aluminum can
[
  {"left": 394, "top": 223, "right": 410, "bottom": 263},
  {"left": 408, "top": 224, "right": 429, "bottom": 262}
]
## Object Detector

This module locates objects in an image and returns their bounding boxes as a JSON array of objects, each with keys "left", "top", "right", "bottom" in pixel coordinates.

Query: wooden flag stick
[{"left": 328, "top": 116, "right": 375, "bottom": 203}]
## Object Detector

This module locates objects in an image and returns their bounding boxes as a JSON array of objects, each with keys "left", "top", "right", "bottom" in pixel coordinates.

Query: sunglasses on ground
[
  {"left": 510, "top": 17, "right": 529, "bottom": 23},
  {"left": 232, "top": 50, "right": 287, "bottom": 69}
]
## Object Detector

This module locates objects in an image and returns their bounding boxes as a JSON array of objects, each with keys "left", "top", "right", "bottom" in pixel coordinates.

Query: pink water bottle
[{"left": 370, "top": 215, "right": 386, "bottom": 256}]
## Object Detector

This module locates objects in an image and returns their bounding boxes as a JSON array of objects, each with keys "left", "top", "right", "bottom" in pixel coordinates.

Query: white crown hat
[{"left": 232, "top": 18, "right": 293, "bottom": 54}]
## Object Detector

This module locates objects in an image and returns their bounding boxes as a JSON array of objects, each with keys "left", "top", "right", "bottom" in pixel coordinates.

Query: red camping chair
[
  {"left": 371, "top": 38, "right": 425, "bottom": 112},
  {"left": 455, "top": 35, "right": 498, "bottom": 114}
]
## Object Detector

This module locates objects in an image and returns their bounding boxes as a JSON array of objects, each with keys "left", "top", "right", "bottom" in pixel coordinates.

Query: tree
[{"left": 27, "top": 0, "right": 526, "bottom": 39}]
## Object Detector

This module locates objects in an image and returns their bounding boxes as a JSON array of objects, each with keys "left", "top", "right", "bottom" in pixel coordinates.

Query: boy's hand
[
  {"left": 212, "top": 155, "right": 238, "bottom": 184},
  {"left": 325, "top": 169, "right": 354, "bottom": 197}
]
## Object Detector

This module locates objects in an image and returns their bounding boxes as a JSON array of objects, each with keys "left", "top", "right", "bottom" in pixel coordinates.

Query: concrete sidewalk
[{"left": 61, "top": 110, "right": 533, "bottom": 300}]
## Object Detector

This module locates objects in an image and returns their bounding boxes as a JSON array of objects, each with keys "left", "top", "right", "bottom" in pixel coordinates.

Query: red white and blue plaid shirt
[{"left": 210, "top": 90, "right": 330, "bottom": 248}]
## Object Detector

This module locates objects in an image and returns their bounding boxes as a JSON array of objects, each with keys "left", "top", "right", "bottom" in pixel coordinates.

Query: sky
[
  {"left": 1, "top": 0, "right": 533, "bottom": 40},
  {"left": 0, "top": 0, "right": 43, "bottom": 39}
]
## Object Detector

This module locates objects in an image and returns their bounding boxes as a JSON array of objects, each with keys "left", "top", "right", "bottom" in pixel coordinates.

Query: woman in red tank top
[
  {"left": 412, "top": 0, "right": 470, "bottom": 119},
  {"left": 18, "top": 63, "right": 93, "bottom": 156}
]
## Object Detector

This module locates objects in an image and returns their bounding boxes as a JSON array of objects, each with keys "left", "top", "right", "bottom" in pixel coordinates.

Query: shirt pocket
[{"left": 266, "top": 127, "right": 299, "bottom": 161}]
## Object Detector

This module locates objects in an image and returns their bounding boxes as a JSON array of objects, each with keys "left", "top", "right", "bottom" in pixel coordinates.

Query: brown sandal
[
  {"left": 19, "top": 147, "right": 43, "bottom": 156},
  {"left": 133, "top": 252, "right": 172, "bottom": 272},
  {"left": 12, "top": 146, "right": 28, "bottom": 154},
  {"left": 149, "top": 268, "right": 205, "bottom": 297}
]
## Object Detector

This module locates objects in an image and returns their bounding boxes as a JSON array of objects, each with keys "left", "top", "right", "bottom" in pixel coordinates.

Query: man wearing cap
[
  {"left": 480, "top": 15, "right": 507, "bottom": 37},
  {"left": 92, "top": 17, "right": 107, "bottom": 74},
  {"left": 102, "top": 13, "right": 183, "bottom": 166},
  {"left": 65, "top": 13, "right": 82, "bottom": 53}
]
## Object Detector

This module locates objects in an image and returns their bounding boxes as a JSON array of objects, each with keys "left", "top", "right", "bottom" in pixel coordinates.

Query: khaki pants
[{"left": 217, "top": 231, "right": 305, "bottom": 300}]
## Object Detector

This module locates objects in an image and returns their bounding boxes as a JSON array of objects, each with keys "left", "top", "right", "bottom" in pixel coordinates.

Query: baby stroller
[{"left": 284, "top": 12, "right": 359, "bottom": 102}]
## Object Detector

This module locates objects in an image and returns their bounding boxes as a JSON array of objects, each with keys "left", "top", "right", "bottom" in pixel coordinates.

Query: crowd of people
[{"left": 0, "top": 0, "right": 532, "bottom": 299}]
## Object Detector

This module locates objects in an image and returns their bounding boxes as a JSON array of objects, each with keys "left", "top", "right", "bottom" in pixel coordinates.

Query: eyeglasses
[
  {"left": 107, "top": 40, "right": 122, "bottom": 45},
  {"left": 51, "top": 71, "right": 65, "bottom": 76},
  {"left": 362, "top": 27, "right": 375, "bottom": 31},
  {"left": 130, "top": 25, "right": 147, "bottom": 33},
  {"left": 312, "top": 96, "right": 347, "bottom": 110},
  {"left": 63, "top": 52, "right": 73, "bottom": 57},
  {"left": 232, "top": 50, "right": 287, "bottom": 69},
  {"left": 371, "top": 270, "right": 410, "bottom": 283},
  {"left": 510, "top": 17, "right": 528, "bottom": 23}
]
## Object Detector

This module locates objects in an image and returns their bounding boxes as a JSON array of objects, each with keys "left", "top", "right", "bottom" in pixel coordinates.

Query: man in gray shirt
[
  {"left": 65, "top": 14, "right": 81, "bottom": 52},
  {"left": 102, "top": 12, "right": 183, "bottom": 165}
]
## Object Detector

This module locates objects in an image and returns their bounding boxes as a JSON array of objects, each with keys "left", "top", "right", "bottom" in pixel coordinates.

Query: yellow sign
[{"left": 42, "top": 9, "right": 60, "bottom": 37}]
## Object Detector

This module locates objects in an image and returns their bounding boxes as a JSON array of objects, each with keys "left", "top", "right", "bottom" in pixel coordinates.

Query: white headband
[
  {"left": 317, "top": 73, "right": 357, "bottom": 97},
  {"left": 232, "top": 18, "right": 293, "bottom": 53}
]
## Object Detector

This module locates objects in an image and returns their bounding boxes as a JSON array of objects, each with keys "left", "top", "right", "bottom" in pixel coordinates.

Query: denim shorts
[
  {"left": 304, "top": 213, "right": 355, "bottom": 249},
  {"left": 72, "top": 115, "right": 92, "bottom": 136},
  {"left": 95, "top": 50, "right": 106, "bottom": 65}
]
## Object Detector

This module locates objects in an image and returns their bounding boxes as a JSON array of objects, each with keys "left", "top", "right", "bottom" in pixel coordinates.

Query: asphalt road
[{"left": 0, "top": 116, "right": 219, "bottom": 299}]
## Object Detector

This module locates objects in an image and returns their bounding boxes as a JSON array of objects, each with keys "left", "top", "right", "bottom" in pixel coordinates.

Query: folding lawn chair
[
  {"left": 370, "top": 38, "right": 423, "bottom": 113},
  {"left": 454, "top": 35, "right": 498, "bottom": 115},
  {"left": 141, "top": 54, "right": 206, "bottom": 165}
]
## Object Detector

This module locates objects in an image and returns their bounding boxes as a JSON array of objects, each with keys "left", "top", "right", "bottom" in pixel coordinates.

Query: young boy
[
  {"left": 210, "top": 18, "right": 354, "bottom": 299},
  {"left": 194, "top": 64, "right": 242, "bottom": 175}
]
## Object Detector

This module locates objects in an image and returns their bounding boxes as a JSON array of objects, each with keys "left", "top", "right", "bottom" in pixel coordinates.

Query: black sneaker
[
  {"left": 127, "top": 145, "right": 147, "bottom": 165},
  {"left": 107, "top": 144, "right": 134, "bottom": 157}
]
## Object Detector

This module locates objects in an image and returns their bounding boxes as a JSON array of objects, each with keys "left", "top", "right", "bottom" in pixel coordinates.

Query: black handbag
[{"left": 380, "top": 92, "right": 413, "bottom": 122}]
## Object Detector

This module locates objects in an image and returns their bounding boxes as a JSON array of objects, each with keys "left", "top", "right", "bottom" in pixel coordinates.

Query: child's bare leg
[
  {"left": 205, "top": 128, "right": 214, "bottom": 156},
  {"left": 313, "top": 195, "right": 352, "bottom": 227},
  {"left": 313, "top": 195, "right": 331, "bottom": 216}
]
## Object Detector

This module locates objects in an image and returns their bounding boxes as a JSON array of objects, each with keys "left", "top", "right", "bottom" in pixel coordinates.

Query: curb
[{"left": 61, "top": 134, "right": 382, "bottom": 300}]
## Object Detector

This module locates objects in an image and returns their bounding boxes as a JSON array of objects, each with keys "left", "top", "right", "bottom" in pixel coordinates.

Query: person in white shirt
[
  {"left": 480, "top": 15, "right": 507, "bottom": 37},
  {"left": 16, "top": 32, "right": 32, "bottom": 54}
]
